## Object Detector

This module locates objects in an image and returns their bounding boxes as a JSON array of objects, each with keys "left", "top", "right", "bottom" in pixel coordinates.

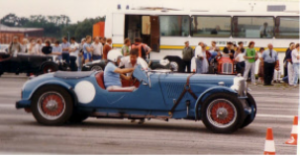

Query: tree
[{"left": 0, "top": 13, "right": 21, "bottom": 26}]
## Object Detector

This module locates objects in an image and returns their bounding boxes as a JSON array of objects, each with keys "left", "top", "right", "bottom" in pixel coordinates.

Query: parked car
[
  {"left": 0, "top": 52, "right": 58, "bottom": 76},
  {"left": 16, "top": 65, "right": 256, "bottom": 133},
  {"left": 0, "top": 53, "right": 78, "bottom": 76}
]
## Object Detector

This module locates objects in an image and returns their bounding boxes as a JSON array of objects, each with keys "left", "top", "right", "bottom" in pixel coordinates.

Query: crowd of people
[
  {"left": 182, "top": 40, "right": 300, "bottom": 87},
  {"left": 3, "top": 35, "right": 300, "bottom": 87},
  {"left": 4, "top": 36, "right": 152, "bottom": 72}
]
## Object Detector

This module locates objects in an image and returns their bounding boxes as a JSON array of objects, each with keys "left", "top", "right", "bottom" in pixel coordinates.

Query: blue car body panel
[{"left": 17, "top": 66, "right": 254, "bottom": 120}]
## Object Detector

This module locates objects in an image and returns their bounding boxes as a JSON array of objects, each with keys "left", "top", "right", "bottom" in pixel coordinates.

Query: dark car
[{"left": 0, "top": 53, "right": 59, "bottom": 76}]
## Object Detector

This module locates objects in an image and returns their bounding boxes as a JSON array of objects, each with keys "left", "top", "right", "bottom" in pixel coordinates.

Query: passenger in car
[
  {"left": 119, "top": 48, "right": 148, "bottom": 69},
  {"left": 104, "top": 49, "right": 135, "bottom": 91}
]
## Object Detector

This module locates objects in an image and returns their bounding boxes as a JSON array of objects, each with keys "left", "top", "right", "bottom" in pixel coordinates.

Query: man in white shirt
[
  {"left": 291, "top": 43, "right": 300, "bottom": 87},
  {"left": 69, "top": 37, "right": 79, "bottom": 71},
  {"left": 119, "top": 48, "right": 148, "bottom": 69},
  {"left": 91, "top": 36, "right": 103, "bottom": 61},
  {"left": 195, "top": 42, "right": 208, "bottom": 74}
]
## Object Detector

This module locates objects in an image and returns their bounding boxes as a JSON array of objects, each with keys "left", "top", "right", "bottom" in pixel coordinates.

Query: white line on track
[{"left": 0, "top": 104, "right": 295, "bottom": 119}]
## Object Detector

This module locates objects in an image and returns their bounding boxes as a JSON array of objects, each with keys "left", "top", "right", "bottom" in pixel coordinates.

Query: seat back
[{"left": 95, "top": 72, "right": 105, "bottom": 89}]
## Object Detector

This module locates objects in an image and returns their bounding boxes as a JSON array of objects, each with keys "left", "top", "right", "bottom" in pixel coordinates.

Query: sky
[{"left": 0, "top": 0, "right": 299, "bottom": 23}]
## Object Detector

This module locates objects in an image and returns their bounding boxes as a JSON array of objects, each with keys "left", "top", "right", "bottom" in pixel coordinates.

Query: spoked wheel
[
  {"left": 169, "top": 61, "right": 179, "bottom": 72},
  {"left": 31, "top": 86, "right": 73, "bottom": 125},
  {"left": 91, "top": 65, "right": 103, "bottom": 71},
  {"left": 201, "top": 93, "right": 245, "bottom": 133}
]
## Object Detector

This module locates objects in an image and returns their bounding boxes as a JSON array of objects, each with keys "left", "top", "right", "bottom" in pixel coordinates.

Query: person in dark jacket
[
  {"left": 182, "top": 41, "right": 194, "bottom": 73},
  {"left": 41, "top": 40, "right": 52, "bottom": 55}
]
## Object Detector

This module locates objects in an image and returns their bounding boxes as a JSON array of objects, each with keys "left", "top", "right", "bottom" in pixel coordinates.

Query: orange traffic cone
[
  {"left": 285, "top": 116, "right": 298, "bottom": 145},
  {"left": 193, "top": 69, "right": 195, "bottom": 73},
  {"left": 264, "top": 128, "right": 276, "bottom": 155}
]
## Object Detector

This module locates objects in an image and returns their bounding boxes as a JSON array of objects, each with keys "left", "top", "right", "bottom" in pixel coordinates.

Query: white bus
[{"left": 104, "top": 5, "right": 299, "bottom": 74}]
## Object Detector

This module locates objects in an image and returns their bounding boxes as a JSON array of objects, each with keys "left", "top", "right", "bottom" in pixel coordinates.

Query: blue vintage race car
[{"left": 16, "top": 65, "right": 256, "bottom": 133}]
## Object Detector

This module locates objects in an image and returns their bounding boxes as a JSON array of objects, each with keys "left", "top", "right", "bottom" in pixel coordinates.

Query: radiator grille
[{"left": 222, "top": 63, "right": 233, "bottom": 74}]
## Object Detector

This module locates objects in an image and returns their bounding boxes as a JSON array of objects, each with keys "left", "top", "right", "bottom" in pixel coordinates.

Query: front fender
[
  {"left": 23, "top": 80, "right": 72, "bottom": 101},
  {"left": 194, "top": 86, "right": 237, "bottom": 120}
]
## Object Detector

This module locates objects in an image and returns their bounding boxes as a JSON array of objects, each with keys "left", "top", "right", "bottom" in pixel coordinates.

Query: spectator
[
  {"left": 262, "top": 44, "right": 279, "bottom": 86},
  {"left": 243, "top": 41, "right": 257, "bottom": 85},
  {"left": 238, "top": 41, "right": 245, "bottom": 53},
  {"left": 195, "top": 42, "right": 209, "bottom": 74},
  {"left": 32, "top": 38, "right": 43, "bottom": 55},
  {"left": 181, "top": 41, "right": 193, "bottom": 73},
  {"left": 69, "top": 37, "right": 79, "bottom": 71},
  {"left": 28, "top": 39, "right": 36, "bottom": 54},
  {"left": 52, "top": 41, "right": 62, "bottom": 60},
  {"left": 8, "top": 36, "right": 21, "bottom": 56},
  {"left": 291, "top": 43, "right": 300, "bottom": 87},
  {"left": 211, "top": 25, "right": 220, "bottom": 35},
  {"left": 78, "top": 38, "right": 86, "bottom": 69},
  {"left": 103, "top": 38, "right": 112, "bottom": 60},
  {"left": 83, "top": 35, "right": 94, "bottom": 63},
  {"left": 121, "top": 38, "right": 131, "bottom": 56},
  {"left": 131, "top": 38, "right": 151, "bottom": 60},
  {"left": 119, "top": 48, "right": 148, "bottom": 69},
  {"left": 209, "top": 47, "right": 220, "bottom": 63},
  {"left": 20, "top": 38, "right": 28, "bottom": 53},
  {"left": 101, "top": 37, "right": 106, "bottom": 46},
  {"left": 61, "top": 37, "right": 71, "bottom": 64},
  {"left": 41, "top": 40, "right": 52, "bottom": 55},
  {"left": 91, "top": 36, "right": 103, "bottom": 60},
  {"left": 234, "top": 47, "right": 245, "bottom": 75},
  {"left": 223, "top": 42, "right": 235, "bottom": 59},
  {"left": 209, "top": 41, "right": 218, "bottom": 53},
  {"left": 284, "top": 43, "right": 295, "bottom": 86},
  {"left": 257, "top": 47, "right": 265, "bottom": 83},
  {"left": 283, "top": 42, "right": 295, "bottom": 80}
]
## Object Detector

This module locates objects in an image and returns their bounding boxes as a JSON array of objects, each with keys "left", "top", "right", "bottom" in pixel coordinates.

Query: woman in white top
[
  {"left": 195, "top": 42, "right": 208, "bottom": 74},
  {"left": 234, "top": 47, "right": 245, "bottom": 75},
  {"left": 20, "top": 38, "right": 29, "bottom": 53},
  {"left": 291, "top": 43, "right": 300, "bottom": 86},
  {"left": 28, "top": 40, "right": 36, "bottom": 54}
]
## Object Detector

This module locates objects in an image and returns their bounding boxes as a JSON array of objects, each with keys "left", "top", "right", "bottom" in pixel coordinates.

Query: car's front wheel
[
  {"left": 90, "top": 65, "right": 103, "bottom": 71},
  {"left": 240, "top": 93, "right": 257, "bottom": 128},
  {"left": 31, "top": 86, "right": 73, "bottom": 125},
  {"left": 201, "top": 93, "right": 245, "bottom": 133}
]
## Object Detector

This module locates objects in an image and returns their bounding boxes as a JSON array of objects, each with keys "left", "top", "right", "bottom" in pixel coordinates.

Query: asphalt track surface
[{"left": 0, "top": 73, "right": 298, "bottom": 154}]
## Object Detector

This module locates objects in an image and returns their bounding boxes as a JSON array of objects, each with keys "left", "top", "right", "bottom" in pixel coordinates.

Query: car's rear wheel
[
  {"left": 31, "top": 86, "right": 73, "bottom": 125},
  {"left": 68, "top": 112, "right": 89, "bottom": 123},
  {"left": 201, "top": 93, "right": 245, "bottom": 133},
  {"left": 240, "top": 93, "right": 257, "bottom": 128}
]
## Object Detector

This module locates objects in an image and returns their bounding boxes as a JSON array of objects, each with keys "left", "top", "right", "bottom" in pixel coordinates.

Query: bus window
[
  {"left": 191, "top": 16, "right": 231, "bottom": 38},
  {"left": 232, "top": 16, "right": 275, "bottom": 38},
  {"left": 159, "top": 15, "right": 189, "bottom": 37},
  {"left": 142, "top": 16, "right": 151, "bottom": 35},
  {"left": 275, "top": 16, "right": 299, "bottom": 39}
]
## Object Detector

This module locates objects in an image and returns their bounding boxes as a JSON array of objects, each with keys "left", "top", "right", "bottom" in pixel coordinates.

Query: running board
[{"left": 91, "top": 112, "right": 170, "bottom": 120}]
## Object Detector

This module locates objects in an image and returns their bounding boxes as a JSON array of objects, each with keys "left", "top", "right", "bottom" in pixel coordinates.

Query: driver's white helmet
[{"left": 107, "top": 49, "right": 123, "bottom": 62}]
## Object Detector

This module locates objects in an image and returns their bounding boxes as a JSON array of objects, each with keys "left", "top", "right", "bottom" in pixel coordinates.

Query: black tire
[
  {"left": 31, "top": 86, "right": 73, "bottom": 125},
  {"left": 68, "top": 112, "right": 89, "bottom": 123},
  {"left": 201, "top": 93, "right": 245, "bottom": 133},
  {"left": 240, "top": 93, "right": 257, "bottom": 128},
  {"left": 41, "top": 62, "right": 58, "bottom": 74}
]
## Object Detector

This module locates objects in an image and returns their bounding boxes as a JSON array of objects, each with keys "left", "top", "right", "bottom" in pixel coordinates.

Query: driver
[{"left": 104, "top": 49, "right": 136, "bottom": 91}]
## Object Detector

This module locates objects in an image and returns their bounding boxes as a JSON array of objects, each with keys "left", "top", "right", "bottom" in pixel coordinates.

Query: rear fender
[
  {"left": 194, "top": 86, "right": 237, "bottom": 120},
  {"left": 25, "top": 80, "right": 78, "bottom": 106}
]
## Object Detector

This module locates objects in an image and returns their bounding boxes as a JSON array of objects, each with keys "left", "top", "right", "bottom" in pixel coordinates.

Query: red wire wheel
[
  {"left": 207, "top": 99, "right": 237, "bottom": 128},
  {"left": 37, "top": 92, "right": 66, "bottom": 120}
]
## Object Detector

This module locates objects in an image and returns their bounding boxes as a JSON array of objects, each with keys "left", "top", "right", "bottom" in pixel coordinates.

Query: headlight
[{"left": 230, "top": 75, "right": 247, "bottom": 96}]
